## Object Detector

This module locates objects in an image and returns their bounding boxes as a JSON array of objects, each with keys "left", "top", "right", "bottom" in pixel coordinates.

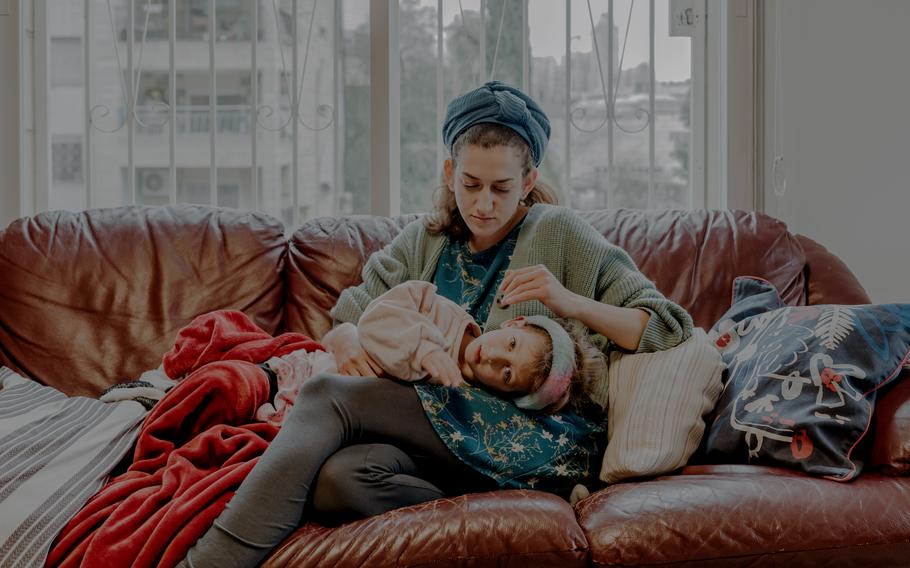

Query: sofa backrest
[
  {"left": 285, "top": 214, "right": 419, "bottom": 340},
  {"left": 576, "top": 208, "right": 808, "bottom": 327},
  {"left": 0, "top": 205, "right": 870, "bottom": 398},
  {"left": 0, "top": 206, "right": 286, "bottom": 397},
  {"left": 285, "top": 208, "right": 870, "bottom": 338}
]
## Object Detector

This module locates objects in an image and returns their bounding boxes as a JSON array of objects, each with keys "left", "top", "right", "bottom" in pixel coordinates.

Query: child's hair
[
  {"left": 524, "top": 319, "right": 606, "bottom": 414},
  {"left": 425, "top": 123, "right": 558, "bottom": 241}
]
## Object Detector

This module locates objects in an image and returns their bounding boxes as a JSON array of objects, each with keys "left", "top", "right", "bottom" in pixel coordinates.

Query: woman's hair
[
  {"left": 525, "top": 319, "right": 606, "bottom": 414},
  {"left": 424, "top": 123, "right": 558, "bottom": 240}
]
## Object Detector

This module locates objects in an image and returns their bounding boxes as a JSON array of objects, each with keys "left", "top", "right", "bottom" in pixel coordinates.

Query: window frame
[{"left": 706, "top": 0, "right": 760, "bottom": 211}]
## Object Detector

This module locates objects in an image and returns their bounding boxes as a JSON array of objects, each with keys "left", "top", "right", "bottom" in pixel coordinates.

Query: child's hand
[
  {"left": 323, "top": 323, "right": 384, "bottom": 377},
  {"left": 421, "top": 350, "right": 465, "bottom": 387}
]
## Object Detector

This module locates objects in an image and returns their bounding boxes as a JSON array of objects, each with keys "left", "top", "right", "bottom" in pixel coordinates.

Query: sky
[{"left": 343, "top": 0, "right": 692, "bottom": 83}]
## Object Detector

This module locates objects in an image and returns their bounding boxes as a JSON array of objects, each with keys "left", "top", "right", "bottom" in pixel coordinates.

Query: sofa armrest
[
  {"left": 795, "top": 234, "right": 870, "bottom": 305},
  {"left": 870, "top": 372, "right": 910, "bottom": 475}
]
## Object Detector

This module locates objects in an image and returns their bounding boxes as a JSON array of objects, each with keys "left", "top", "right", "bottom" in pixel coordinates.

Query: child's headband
[{"left": 513, "top": 316, "right": 575, "bottom": 411}]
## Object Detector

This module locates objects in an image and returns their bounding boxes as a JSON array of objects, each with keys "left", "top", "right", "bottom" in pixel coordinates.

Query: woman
[{"left": 179, "top": 81, "right": 693, "bottom": 568}]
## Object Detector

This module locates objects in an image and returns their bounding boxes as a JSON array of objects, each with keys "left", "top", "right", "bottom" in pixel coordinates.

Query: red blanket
[{"left": 46, "top": 311, "right": 323, "bottom": 568}]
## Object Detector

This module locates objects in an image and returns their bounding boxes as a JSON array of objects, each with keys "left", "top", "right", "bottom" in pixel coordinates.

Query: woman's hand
[
  {"left": 497, "top": 264, "right": 581, "bottom": 318},
  {"left": 322, "top": 323, "right": 385, "bottom": 377},
  {"left": 421, "top": 350, "right": 465, "bottom": 387},
  {"left": 498, "top": 264, "right": 649, "bottom": 350}
]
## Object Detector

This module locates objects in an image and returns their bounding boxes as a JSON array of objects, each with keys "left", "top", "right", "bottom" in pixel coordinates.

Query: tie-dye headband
[{"left": 513, "top": 316, "right": 575, "bottom": 411}]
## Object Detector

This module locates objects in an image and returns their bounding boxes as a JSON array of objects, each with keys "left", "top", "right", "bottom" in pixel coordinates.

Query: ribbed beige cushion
[{"left": 599, "top": 328, "right": 725, "bottom": 483}]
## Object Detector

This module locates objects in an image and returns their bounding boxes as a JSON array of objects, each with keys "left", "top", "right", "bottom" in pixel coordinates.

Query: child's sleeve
[
  {"left": 330, "top": 220, "right": 422, "bottom": 326},
  {"left": 357, "top": 282, "right": 449, "bottom": 381}
]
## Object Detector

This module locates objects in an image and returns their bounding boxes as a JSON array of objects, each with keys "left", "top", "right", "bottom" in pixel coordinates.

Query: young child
[{"left": 257, "top": 280, "right": 604, "bottom": 426}]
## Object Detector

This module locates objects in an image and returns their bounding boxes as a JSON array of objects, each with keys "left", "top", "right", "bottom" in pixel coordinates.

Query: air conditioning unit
[{"left": 139, "top": 170, "right": 167, "bottom": 198}]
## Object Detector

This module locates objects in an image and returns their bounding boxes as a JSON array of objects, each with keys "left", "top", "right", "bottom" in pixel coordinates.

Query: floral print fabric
[
  {"left": 416, "top": 385, "right": 605, "bottom": 494},
  {"left": 418, "top": 221, "right": 606, "bottom": 494},
  {"left": 432, "top": 224, "right": 519, "bottom": 327}
]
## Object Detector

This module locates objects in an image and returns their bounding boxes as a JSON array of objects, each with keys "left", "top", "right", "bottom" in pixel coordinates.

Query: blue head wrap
[{"left": 442, "top": 81, "right": 551, "bottom": 167}]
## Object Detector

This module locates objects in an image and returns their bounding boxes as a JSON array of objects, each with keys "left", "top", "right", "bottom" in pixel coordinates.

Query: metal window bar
[
  {"left": 521, "top": 0, "right": 528, "bottom": 93},
  {"left": 436, "top": 0, "right": 444, "bottom": 178},
  {"left": 563, "top": 0, "right": 570, "bottom": 200},
  {"left": 209, "top": 0, "right": 217, "bottom": 206},
  {"left": 489, "top": 0, "right": 506, "bottom": 80},
  {"left": 607, "top": 0, "right": 614, "bottom": 209},
  {"left": 334, "top": 0, "right": 343, "bottom": 215},
  {"left": 18, "top": 0, "right": 31, "bottom": 216},
  {"left": 35, "top": 0, "right": 49, "bottom": 213},
  {"left": 170, "top": 0, "right": 177, "bottom": 205},
  {"left": 292, "top": 0, "right": 299, "bottom": 228},
  {"left": 251, "top": 0, "right": 258, "bottom": 210},
  {"left": 691, "top": 0, "right": 706, "bottom": 206},
  {"left": 479, "top": 0, "right": 486, "bottom": 81},
  {"left": 648, "top": 0, "right": 655, "bottom": 209},
  {"left": 84, "top": 0, "right": 93, "bottom": 208},
  {"left": 128, "top": 0, "right": 136, "bottom": 204}
]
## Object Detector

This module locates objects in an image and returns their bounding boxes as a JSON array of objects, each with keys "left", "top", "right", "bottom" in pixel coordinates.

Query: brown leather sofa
[{"left": 1, "top": 205, "right": 908, "bottom": 567}]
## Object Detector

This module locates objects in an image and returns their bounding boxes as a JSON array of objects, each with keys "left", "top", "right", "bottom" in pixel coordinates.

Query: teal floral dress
[{"left": 413, "top": 221, "right": 607, "bottom": 496}]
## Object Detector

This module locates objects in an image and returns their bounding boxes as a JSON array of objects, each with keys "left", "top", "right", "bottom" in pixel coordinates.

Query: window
[
  {"left": 134, "top": 167, "right": 168, "bottom": 204},
  {"left": 392, "top": 0, "right": 703, "bottom": 214},
  {"left": 50, "top": 38, "right": 82, "bottom": 87},
  {"left": 52, "top": 139, "right": 83, "bottom": 183},
  {"left": 22, "top": 1, "right": 713, "bottom": 227},
  {"left": 123, "top": 0, "right": 261, "bottom": 42}
]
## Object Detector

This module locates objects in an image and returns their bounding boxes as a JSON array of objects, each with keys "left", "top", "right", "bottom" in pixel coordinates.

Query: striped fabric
[
  {"left": 0, "top": 367, "right": 146, "bottom": 568},
  {"left": 596, "top": 328, "right": 725, "bottom": 483}
]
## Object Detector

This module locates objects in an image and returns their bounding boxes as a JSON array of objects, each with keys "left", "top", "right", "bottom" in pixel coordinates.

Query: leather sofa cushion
[
  {"left": 262, "top": 490, "right": 588, "bottom": 568},
  {"left": 0, "top": 206, "right": 286, "bottom": 397},
  {"left": 870, "top": 373, "right": 910, "bottom": 475},
  {"left": 577, "top": 464, "right": 910, "bottom": 566}
]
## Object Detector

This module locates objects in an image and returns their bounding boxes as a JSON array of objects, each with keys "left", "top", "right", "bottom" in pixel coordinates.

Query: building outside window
[
  {"left": 26, "top": 0, "right": 701, "bottom": 228},
  {"left": 52, "top": 139, "right": 83, "bottom": 183}
]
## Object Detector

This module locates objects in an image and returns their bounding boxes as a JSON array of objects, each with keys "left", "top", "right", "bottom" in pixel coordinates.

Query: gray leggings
[
  {"left": 311, "top": 443, "right": 456, "bottom": 522},
  {"left": 181, "top": 373, "right": 493, "bottom": 568}
]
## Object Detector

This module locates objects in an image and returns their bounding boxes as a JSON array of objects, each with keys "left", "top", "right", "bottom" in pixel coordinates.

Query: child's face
[{"left": 460, "top": 319, "right": 548, "bottom": 395}]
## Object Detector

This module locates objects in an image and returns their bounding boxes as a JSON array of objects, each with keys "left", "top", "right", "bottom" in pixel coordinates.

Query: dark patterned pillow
[{"left": 705, "top": 276, "right": 910, "bottom": 480}]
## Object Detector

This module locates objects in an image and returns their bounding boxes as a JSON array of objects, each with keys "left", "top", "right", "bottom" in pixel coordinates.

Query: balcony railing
[{"left": 131, "top": 105, "right": 251, "bottom": 135}]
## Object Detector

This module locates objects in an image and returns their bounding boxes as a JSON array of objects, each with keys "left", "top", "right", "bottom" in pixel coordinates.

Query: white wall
[
  {"left": 0, "top": 1, "right": 19, "bottom": 228},
  {"left": 762, "top": 0, "right": 910, "bottom": 303}
]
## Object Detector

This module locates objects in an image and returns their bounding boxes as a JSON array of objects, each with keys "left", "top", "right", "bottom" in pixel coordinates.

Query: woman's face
[
  {"left": 459, "top": 318, "right": 548, "bottom": 395},
  {"left": 444, "top": 144, "right": 538, "bottom": 251}
]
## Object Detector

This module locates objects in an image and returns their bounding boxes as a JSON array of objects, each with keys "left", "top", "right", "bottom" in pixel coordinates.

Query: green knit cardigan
[{"left": 331, "top": 204, "right": 692, "bottom": 359}]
